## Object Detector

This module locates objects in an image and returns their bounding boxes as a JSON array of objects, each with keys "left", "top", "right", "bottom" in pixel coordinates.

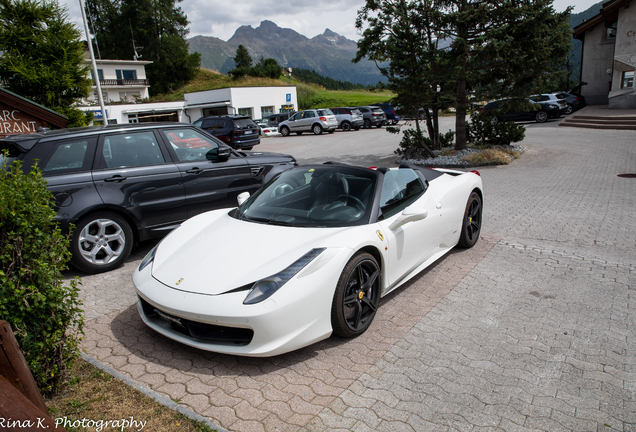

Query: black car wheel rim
[
  {"left": 342, "top": 259, "right": 380, "bottom": 332},
  {"left": 466, "top": 198, "right": 481, "bottom": 242}
]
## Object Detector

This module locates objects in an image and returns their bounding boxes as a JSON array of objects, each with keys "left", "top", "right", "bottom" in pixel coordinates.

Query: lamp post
[{"left": 79, "top": 0, "right": 108, "bottom": 124}]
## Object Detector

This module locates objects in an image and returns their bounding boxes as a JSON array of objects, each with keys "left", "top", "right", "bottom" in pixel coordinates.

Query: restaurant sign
[{"left": 0, "top": 107, "right": 39, "bottom": 135}]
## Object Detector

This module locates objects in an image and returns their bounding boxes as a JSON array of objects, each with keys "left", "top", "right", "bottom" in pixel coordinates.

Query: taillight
[
  {"left": 368, "top": 166, "right": 378, "bottom": 170},
  {"left": 372, "top": 113, "right": 379, "bottom": 116},
  {"left": 232, "top": 129, "right": 242, "bottom": 134},
  {"left": 320, "top": 117, "right": 327, "bottom": 121},
  {"left": 391, "top": 110, "right": 395, "bottom": 114},
  {"left": 470, "top": 170, "right": 481, "bottom": 176}
]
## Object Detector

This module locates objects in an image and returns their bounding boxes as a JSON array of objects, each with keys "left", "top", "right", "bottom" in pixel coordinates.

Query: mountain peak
[{"left": 323, "top": 29, "right": 338, "bottom": 37}]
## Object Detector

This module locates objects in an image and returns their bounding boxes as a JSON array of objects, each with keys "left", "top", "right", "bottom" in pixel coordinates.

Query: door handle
[
  {"left": 104, "top": 175, "right": 126, "bottom": 182},
  {"left": 186, "top": 168, "right": 203, "bottom": 175}
]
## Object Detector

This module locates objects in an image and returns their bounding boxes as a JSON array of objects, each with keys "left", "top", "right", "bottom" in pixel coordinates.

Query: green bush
[
  {"left": 0, "top": 156, "right": 84, "bottom": 395},
  {"left": 467, "top": 110, "right": 526, "bottom": 146}
]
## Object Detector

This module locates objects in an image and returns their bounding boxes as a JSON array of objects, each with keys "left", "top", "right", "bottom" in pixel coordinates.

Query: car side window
[
  {"left": 290, "top": 113, "right": 301, "bottom": 121},
  {"left": 102, "top": 132, "right": 165, "bottom": 168},
  {"left": 303, "top": 111, "right": 315, "bottom": 119},
  {"left": 379, "top": 169, "right": 426, "bottom": 219},
  {"left": 201, "top": 119, "right": 218, "bottom": 129},
  {"left": 162, "top": 128, "right": 219, "bottom": 162},
  {"left": 42, "top": 138, "right": 95, "bottom": 174}
]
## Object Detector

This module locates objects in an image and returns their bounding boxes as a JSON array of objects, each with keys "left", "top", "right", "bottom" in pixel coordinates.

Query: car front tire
[
  {"left": 331, "top": 252, "right": 381, "bottom": 338},
  {"left": 535, "top": 110, "right": 548, "bottom": 123},
  {"left": 457, "top": 192, "right": 482, "bottom": 248},
  {"left": 565, "top": 104, "right": 574, "bottom": 115},
  {"left": 70, "top": 212, "right": 133, "bottom": 274}
]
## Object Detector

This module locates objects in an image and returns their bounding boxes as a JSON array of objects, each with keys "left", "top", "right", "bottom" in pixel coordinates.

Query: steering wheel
[
  {"left": 336, "top": 194, "right": 365, "bottom": 212},
  {"left": 272, "top": 183, "right": 294, "bottom": 197}
]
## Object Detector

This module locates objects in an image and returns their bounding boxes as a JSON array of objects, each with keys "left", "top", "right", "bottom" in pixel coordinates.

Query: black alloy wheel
[
  {"left": 331, "top": 252, "right": 381, "bottom": 337},
  {"left": 565, "top": 104, "right": 574, "bottom": 115},
  {"left": 457, "top": 191, "right": 482, "bottom": 248},
  {"left": 364, "top": 119, "right": 372, "bottom": 129},
  {"left": 341, "top": 122, "right": 351, "bottom": 131}
]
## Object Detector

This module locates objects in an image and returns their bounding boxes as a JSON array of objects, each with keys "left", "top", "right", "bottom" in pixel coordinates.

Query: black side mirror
[{"left": 206, "top": 146, "right": 231, "bottom": 161}]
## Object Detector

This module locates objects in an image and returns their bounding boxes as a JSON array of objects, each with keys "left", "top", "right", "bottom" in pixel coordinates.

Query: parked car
[
  {"left": 552, "top": 92, "right": 587, "bottom": 114},
  {"left": 330, "top": 107, "right": 364, "bottom": 131},
  {"left": 264, "top": 112, "right": 294, "bottom": 127},
  {"left": 372, "top": 103, "right": 401, "bottom": 124},
  {"left": 530, "top": 94, "right": 567, "bottom": 116},
  {"left": 482, "top": 99, "right": 561, "bottom": 124},
  {"left": 355, "top": 106, "right": 387, "bottom": 128},
  {"left": 133, "top": 163, "right": 483, "bottom": 356},
  {"left": 278, "top": 109, "right": 338, "bottom": 136},
  {"left": 0, "top": 123, "right": 296, "bottom": 274},
  {"left": 257, "top": 122, "right": 280, "bottom": 137},
  {"left": 192, "top": 115, "right": 260, "bottom": 150}
]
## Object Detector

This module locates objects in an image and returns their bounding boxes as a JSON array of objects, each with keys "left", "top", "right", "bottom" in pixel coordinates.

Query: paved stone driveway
[{"left": 75, "top": 122, "right": 636, "bottom": 431}]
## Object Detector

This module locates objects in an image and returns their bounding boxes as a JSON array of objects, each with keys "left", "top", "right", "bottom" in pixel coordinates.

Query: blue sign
[
  {"left": 90, "top": 109, "right": 108, "bottom": 119},
  {"left": 286, "top": 93, "right": 291, "bottom": 102}
]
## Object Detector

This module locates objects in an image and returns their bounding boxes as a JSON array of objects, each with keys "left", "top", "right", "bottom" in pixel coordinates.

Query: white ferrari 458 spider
[{"left": 133, "top": 163, "right": 483, "bottom": 356}]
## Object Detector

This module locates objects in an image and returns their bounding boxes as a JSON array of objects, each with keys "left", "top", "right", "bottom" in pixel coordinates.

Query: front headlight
[
  {"left": 243, "top": 248, "right": 326, "bottom": 304},
  {"left": 139, "top": 244, "right": 159, "bottom": 271}
]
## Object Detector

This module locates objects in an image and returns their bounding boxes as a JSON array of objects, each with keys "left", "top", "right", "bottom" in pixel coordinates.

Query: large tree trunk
[
  {"left": 455, "top": 69, "right": 468, "bottom": 151},
  {"left": 414, "top": 117, "right": 436, "bottom": 159}
]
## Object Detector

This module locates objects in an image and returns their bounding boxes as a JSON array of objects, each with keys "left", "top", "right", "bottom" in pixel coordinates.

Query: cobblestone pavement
[{"left": 74, "top": 121, "right": 636, "bottom": 431}]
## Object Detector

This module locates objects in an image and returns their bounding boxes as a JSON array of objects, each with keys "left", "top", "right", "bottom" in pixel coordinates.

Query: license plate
[{"left": 244, "top": 130, "right": 253, "bottom": 134}]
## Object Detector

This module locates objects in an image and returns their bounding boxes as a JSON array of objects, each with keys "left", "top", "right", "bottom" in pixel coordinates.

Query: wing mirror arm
[
  {"left": 237, "top": 192, "right": 250, "bottom": 206},
  {"left": 389, "top": 209, "right": 428, "bottom": 231}
]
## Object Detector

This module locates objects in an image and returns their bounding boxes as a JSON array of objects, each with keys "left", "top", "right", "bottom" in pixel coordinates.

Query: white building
[
  {"left": 84, "top": 58, "right": 153, "bottom": 104},
  {"left": 184, "top": 86, "right": 297, "bottom": 120},
  {"left": 80, "top": 80, "right": 298, "bottom": 125}
]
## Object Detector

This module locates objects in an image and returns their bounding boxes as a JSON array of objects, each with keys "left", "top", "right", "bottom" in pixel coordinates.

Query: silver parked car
[
  {"left": 330, "top": 107, "right": 364, "bottom": 131},
  {"left": 530, "top": 94, "right": 567, "bottom": 116},
  {"left": 279, "top": 109, "right": 338, "bottom": 136}
]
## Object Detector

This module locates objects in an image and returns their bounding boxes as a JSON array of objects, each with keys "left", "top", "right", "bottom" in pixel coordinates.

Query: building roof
[
  {"left": 573, "top": 0, "right": 630, "bottom": 39},
  {"left": 0, "top": 87, "right": 68, "bottom": 129}
]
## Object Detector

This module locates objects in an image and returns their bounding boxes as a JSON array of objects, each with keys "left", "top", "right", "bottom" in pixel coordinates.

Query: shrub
[
  {"left": 0, "top": 156, "right": 84, "bottom": 394},
  {"left": 467, "top": 110, "right": 526, "bottom": 146},
  {"left": 461, "top": 147, "right": 521, "bottom": 165}
]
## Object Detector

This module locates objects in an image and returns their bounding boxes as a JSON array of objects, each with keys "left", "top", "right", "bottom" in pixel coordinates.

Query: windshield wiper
[{"left": 241, "top": 215, "right": 292, "bottom": 226}]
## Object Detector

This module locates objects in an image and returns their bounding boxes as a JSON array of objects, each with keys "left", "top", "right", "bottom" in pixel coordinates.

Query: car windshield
[
  {"left": 0, "top": 141, "right": 23, "bottom": 168},
  {"left": 233, "top": 166, "right": 377, "bottom": 227}
]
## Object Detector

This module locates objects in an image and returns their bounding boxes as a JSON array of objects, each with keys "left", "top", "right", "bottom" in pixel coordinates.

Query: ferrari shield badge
[
  {"left": 176, "top": 278, "right": 184, "bottom": 285},
  {"left": 376, "top": 230, "right": 384, "bottom": 241}
]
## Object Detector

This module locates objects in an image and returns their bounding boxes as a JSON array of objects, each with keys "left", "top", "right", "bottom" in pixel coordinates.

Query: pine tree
[
  {"left": 229, "top": 45, "right": 253, "bottom": 77},
  {"left": 0, "top": 0, "right": 92, "bottom": 126},
  {"left": 85, "top": 0, "right": 200, "bottom": 95}
]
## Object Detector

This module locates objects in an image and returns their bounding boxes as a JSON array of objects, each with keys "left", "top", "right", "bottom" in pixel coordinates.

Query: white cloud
[{"left": 60, "top": 0, "right": 602, "bottom": 44}]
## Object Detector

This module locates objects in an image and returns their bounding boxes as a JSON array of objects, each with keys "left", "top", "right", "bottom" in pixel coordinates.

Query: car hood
[{"left": 151, "top": 209, "right": 350, "bottom": 295}]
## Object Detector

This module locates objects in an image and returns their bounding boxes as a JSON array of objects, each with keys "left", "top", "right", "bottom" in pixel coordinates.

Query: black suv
[
  {"left": 0, "top": 123, "right": 296, "bottom": 273},
  {"left": 193, "top": 115, "right": 260, "bottom": 150}
]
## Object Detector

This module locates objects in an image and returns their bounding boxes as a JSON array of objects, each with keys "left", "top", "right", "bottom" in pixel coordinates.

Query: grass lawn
[{"left": 45, "top": 358, "right": 216, "bottom": 432}]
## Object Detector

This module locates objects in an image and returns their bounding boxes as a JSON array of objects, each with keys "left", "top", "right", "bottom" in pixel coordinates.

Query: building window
[
  {"left": 238, "top": 107, "right": 253, "bottom": 118},
  {"left": 119, "top": 91, "right": 141, "bottom": 102},
  {"left": 90, "top": 69, "right": 104, "bottom": 81},
  {"left": 116, "top": 69, "right": 138, "bottom": 80},
  {"left": 261, "top": 106, "right": 274, "bottom": 118},
  {"left": 93, "top": 91, "right": 109, "bottom": 102},
  {"left": 605, "top": 22, "right": 617, "bottom": 39},
  {"left": 622, "top": 71, "right": 634, "bottom": 88}
]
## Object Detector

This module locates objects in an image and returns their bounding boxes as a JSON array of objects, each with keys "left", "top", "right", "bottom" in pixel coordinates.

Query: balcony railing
[{"left": 98, "top": 79, "right": 149, "bottom": 87}]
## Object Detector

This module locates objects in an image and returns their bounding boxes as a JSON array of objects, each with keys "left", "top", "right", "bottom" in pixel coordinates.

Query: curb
[{"left": 80, "top": 353, "right": 227, "bottom": 432}]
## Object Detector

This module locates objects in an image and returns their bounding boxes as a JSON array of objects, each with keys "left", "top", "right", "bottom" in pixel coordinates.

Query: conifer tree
[{"left": 0, "top": 0, "right": 92, "bottom": 126}]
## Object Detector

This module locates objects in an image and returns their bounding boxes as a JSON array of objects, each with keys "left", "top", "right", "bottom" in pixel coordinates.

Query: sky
[{"left": 61, "top": 0, "right": 603, "bottom": 43}]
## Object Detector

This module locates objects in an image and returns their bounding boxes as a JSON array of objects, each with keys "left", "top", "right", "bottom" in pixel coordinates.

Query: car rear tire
[
  {"left": 280, "top": 126, "right": 290, "bottom": 137},
  {"left": 331, "top": 252, "right": 381, "bottom": 338},
  {"left": 490, "top": 116, "right": 499, "bottom": 125},
  {"left": 341, "top": 122, "right": 351, "bottom": 131},
  {"left": 313, "top": 124, "right": 323, "bottom": 135},
  {"left": 364, "top": 119, "right": 372, "bottom": 129},
  {"left": 535, "top": 110, "right": 548, "bottom": 123},
  {"left": 70, "top": 212, "right": 133, "bottom": 274},
  {"left": 457, "top": 192, "right": 482, "bottom": 248}
]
